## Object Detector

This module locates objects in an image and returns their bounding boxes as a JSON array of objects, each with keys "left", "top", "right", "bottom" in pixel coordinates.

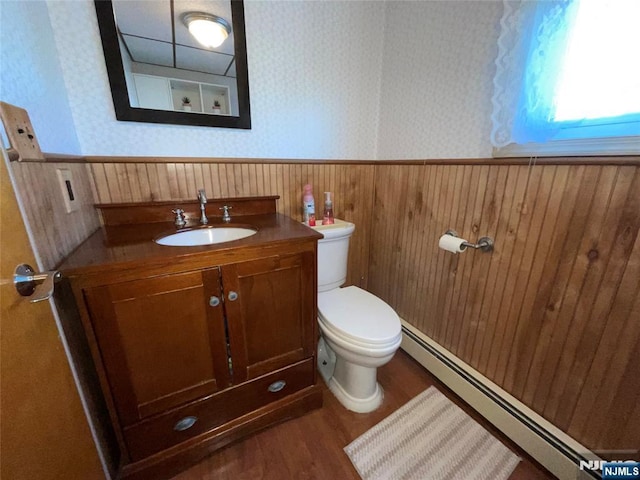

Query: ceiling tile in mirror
[
  {"left": 175, "top": 45, "right": 233, "bottom": 76},
  {"left": 123, "top": 36, "right": 174, "bottom": 68},
  {"left": 113, "top": 0, "right": 172, "bottom": 42},
  {"left": 227, "top": 59, "right": 236, "bottom": 78}
]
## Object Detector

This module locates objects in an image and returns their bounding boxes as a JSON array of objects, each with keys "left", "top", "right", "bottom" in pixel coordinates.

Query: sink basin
[{"left": 155, "top": 226, "right": 257, "bottom": 246}]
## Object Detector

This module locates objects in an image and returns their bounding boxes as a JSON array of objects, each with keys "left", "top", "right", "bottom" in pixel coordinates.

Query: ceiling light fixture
[{"left": 182, "top": 12, "right": 231, "bottom": 49}]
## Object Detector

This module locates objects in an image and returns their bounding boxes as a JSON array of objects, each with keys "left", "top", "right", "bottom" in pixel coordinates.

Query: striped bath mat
[{"left": 344, "top": 387, "right": 520, "bottom": 480}]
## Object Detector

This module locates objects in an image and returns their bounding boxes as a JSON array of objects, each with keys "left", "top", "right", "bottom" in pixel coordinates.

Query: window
[{"left": 491, "top": 0, "right": 640, "bottom": 156}]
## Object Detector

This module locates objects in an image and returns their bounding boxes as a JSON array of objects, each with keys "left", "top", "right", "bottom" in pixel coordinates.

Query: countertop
[{"left": 58, "top": 213, "right": 322, "bottom": 278}]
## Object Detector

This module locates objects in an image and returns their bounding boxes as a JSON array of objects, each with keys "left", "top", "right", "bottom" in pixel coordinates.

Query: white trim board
[
  {"left": 493, "top": 136, "right": 640, "bottom": 158},
  {"left": 400, "top": 320, "right": 601, "bottom": 480}
]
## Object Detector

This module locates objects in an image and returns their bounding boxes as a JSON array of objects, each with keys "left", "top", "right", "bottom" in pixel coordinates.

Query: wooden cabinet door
[
  {"left": 223, "top": 252, "right": 316, "bottom": 383},
  {"left": 84, "top": 268, "right": 230, "bottom": 426}
]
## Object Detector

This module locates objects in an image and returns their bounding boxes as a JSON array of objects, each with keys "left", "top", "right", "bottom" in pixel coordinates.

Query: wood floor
[{"left": 171, "top": 350, "right": 554, "bottom": 480}]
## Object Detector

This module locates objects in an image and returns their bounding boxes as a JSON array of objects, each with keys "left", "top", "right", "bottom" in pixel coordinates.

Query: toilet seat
[{"left": 317, "top": 286, "right": 401, "bottom": 347}]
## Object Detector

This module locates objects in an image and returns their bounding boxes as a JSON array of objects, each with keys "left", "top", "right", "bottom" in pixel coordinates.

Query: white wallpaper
[
  {"left": 0, "top": 1, "right": 81, "bottom": 154},
  {"left": 376, "top": 1, "right": 501, "bottom": 159},
  {"left": 2, "top": 1, "right": 502, "bottom": 160},
  {"left": 45, "top": 0, "right": 386, "bottom": 159}
]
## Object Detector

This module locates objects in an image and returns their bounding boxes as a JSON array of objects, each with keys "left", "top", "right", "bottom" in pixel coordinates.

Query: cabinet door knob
[
  {"left": 173, "top": 416, "right": 198, "bottom": 431},
  {"left": 209, "top": 296, "right": 221, "bottom": 307},
  {"left": 268, "top": 380, "right": 286, "bottom": 393},
  {"left": 227, "top": 291, "right": 238, "bottom": 301}
]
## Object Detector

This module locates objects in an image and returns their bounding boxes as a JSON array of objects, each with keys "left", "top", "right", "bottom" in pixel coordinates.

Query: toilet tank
[{"left": 311, "top": 219, "right": 356, "bottom": 292}]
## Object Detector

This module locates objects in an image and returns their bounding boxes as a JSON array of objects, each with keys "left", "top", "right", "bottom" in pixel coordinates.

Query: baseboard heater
[{"left": 400, "top": 321, "right": 601, "bottom": 480}]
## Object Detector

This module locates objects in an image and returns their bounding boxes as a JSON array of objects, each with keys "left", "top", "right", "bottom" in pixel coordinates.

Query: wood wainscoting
[
  {"left": 369, "top": 163, "right": 640, "bottom": 457},
  {"left": 87, "top": 161, "right": 375, "bottom": 289},
  {"left": 86, "top": 157, "right": 640, "bottom": 458},
  {"left": 10, "top": 161, "right": 100, "bottom": 270}
]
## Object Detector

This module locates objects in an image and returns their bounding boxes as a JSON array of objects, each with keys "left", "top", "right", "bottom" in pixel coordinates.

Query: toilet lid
[{"left": 317, "top": 286, "right": 400, "bottom": 345}]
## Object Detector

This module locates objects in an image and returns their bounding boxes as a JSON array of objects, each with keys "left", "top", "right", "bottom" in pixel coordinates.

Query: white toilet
[{"left": 312, "top": 219, "right": 402, "bottom": 413}]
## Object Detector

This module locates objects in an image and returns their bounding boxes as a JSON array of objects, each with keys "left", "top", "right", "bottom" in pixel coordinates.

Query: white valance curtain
[{"left": 490, "top": 0, "right": 580, "bottom": 148}]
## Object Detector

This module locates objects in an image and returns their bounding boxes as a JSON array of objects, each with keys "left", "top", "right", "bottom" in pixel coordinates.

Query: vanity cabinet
[
  {"left": 79, "top": 251, "right": 317, "bottom": 466},
  {"left": 59, "top": 206, "right": 322, "bottom": 480}
]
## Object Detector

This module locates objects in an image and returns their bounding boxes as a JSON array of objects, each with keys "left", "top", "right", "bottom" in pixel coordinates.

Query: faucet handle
[
  {"left": 172, "top": 208, "right": 187, "bottom": 228},
  {"left": 219, "top": 205, "right": 232, "bottom": 222}
]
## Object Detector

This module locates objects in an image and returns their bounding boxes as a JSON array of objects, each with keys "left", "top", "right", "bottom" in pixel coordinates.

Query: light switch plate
[
  {"left": 0, "top": 102, "right": 45, "bottom": 161},
  {"left": 56, "top": 168, "right": 79, "bottom": 213}
]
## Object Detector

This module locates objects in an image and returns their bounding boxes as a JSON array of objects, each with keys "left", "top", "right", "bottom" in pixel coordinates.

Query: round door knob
[
  {"left": 209, "top": 296, "right": 221, "bottom": 307},
  {"left": 227, "top": 291, "right": 238, "bottom": 301}
]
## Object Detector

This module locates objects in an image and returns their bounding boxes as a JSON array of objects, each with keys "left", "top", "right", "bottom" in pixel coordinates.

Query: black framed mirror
[{"left": 94, "top": 0, "right": 251, "bottom": 129}]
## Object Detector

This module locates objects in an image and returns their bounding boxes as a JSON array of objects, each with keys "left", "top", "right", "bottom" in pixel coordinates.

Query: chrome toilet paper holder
[{"left": 444, "top": 230, "right": 494, "bottom": 252}]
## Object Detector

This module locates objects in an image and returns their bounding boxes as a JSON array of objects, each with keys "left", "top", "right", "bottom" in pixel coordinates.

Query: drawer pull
[
  {"left": 268, "top": 380, "right": 286, "bottom": 393},
  {"left": 227, "top": 291, "right": 238, "bottom": 301},
  {"left": 173, "top": 416, "right": 198, "bottom": 431},
  {"left": 209, "top": 296, "right": 221, "bottom": 307}
]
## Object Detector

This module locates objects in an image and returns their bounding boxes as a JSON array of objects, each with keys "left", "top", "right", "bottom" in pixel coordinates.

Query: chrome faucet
[{"left": 197, "top": 189, "right": 208, "bottom": 224}]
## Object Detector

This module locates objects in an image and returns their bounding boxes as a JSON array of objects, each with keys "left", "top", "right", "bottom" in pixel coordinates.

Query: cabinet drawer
[{"left": 123, "top": 358, "right": 314, "bottom": 461}]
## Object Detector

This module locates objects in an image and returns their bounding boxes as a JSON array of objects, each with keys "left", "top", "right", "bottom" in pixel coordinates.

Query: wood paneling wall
[
  {"left": 88, "top": 162, "right": 375, "bottom": 289},
  {"left": 10, "top": 162, "right": 100, "bottom": 270},
  {"left": 84, "top": 158, "right": 640, "bottom": 456},
  {"left": 369, "top": 163, "right": 640, "bottom": 456}
]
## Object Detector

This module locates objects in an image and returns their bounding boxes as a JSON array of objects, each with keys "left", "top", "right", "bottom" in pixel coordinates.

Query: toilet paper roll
[{"left": 438, "top": 234, "right": 467, "bottom": 254}]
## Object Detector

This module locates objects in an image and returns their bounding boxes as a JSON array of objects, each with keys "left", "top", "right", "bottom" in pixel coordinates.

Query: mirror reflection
[
  {"left": 114, "top": 0, "right": 238, "bottom": 116},
  {"left": 94, "top": 0, "right": 251, "bottom": 128}
]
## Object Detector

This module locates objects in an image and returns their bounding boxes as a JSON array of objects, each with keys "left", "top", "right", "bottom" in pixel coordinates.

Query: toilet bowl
[
  {"left": 311, "top": 220, "right": 402, "bottom": 413},
  {"left": 317, "top": 286, "right": 401, "bottom": 412}
]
